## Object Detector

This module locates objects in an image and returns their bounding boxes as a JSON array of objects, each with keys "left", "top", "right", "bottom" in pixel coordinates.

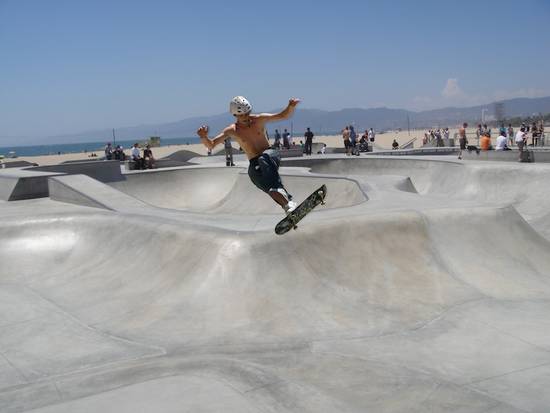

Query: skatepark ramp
[
  {"left": 1, "top": 202, "right": 550, "bottom": 411},
  {"left": 283, "top": 156, "right": 550, "bottom": 239},
  {"left": 4, "top": 156, "right": 550, "bottom": 412},
  {"left": 108, "top": 167, "right": 367, "bottom": 213}
]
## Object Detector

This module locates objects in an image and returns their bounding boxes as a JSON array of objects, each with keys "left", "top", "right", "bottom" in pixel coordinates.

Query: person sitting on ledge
[
  {"left": 143, "top": 144, "right": 155, "bottom": 169},
  {"left": 392, "top": 139, "right": 399, "bottom": 150},
  {"left": 131, "top": 143, "right": 145, "bottom": 170},
  {"left": 480, "top": 132, "right": 492, "bottom": 151},
  {"left": 495, "top": 132, "right": 511, "bottom": 151}
]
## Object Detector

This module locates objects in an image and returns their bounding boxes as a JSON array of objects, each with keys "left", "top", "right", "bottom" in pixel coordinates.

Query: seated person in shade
[
  {"left": 392, "top": 139, "right": 399, "bottom": 150},
  {"left": 131, "top": 143, "right": 145, "bottom": 169},
  {"left": 104, "top": 143, "right": 113, "bottom": 160},
  {"left": 114, "top": 145, "right": 126, "bottom": 160},
  {"left": 495, "top": 133, "right": 510, "bottom": 151},
  {"left": 480, "top": 132, "right": 492, "bottom": 151},
  {"left": 143, "top": 144, "right": 155, "bottom": 169}
]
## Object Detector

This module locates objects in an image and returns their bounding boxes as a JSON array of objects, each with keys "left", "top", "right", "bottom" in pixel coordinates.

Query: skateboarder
[{"left": 197, "top": 96, "right": 300, "bottom": 213}]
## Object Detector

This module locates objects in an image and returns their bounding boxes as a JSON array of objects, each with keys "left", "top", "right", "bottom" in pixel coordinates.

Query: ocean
[{"left": 0, "top": 137, "right": 201, "bottom": 157}]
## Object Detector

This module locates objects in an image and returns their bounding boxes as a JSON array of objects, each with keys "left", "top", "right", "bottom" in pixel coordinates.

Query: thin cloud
[{"left": 442, "top": 78, "right": 463, "bottom": 99}]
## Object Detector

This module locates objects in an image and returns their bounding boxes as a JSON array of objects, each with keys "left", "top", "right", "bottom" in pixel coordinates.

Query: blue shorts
[{"left": 248, "top": 149, "right": 287, "bottom": 195}]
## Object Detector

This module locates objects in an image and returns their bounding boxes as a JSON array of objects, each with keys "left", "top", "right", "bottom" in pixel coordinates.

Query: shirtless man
[
  {"left": 342, "top": 126, "right": 351, "bottom": 156},
  {"left": 197, "top": 96, "right": 300, "bottom": 213}
]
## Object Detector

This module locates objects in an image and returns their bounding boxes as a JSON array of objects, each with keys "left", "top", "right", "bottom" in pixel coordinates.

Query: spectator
[
  {"left": 515, "top": 127, "right": 527, "bottom": 161},
  {"left": 368, "top": 128, "right": 375, "bottom": 143},
  {"left": 480, "top": 132, "right": 492, "bottom": 151},
  {"left": 342, "top": 126, "right": 351, "bottom": 156},
  {"left": 532, "top": 122, "right": 539, "bottom": 146},
  {"left": 458, "top": 122, "right": 468, "bottom": 160},
  {"left": 507, "top": 124, "right": 514, "bottom": 147},
  {"left": 114, "top": 145, "right": 125, "bottom": 161},
  {"left": 443, "top": 128, "right": 450, "bottom": 146},
  {"left": 224, "top": 137, "right": 235, "bottom": 166},
  {"left": 495, "top": 132, "right": 510, "bottom": 151},
  {"left": 476, "top": 124, "right": 483, "bottom": 141},
  {"left": 349, "top": 125, "right": 359, "bottom": 155},
  {"left": 392, "top": 139, "right": 399, "bottom": 150},
  {"left": 320, "top": 143, "right": 327, "bottom": 154},
  {"left": 282, "top": 128, "right": 290, "bottom": 149},
  {"left": 104, "top": 143, "right": 113, "bottom": 160},
  {"left": 359, "top": 130, "right": 369, "bottom": 152},
  {"left": 304, "top": 127, "right": 314, "bottom": 155},
  {"left": 273, "top": 129, "right": 281, "bottom": 149},
  {"left": 143, "top": 144, "right": 155, "bottom": 169},
  {"left": 482, "top": 124, "right": 491, "bottom": 137},
  {"left": 499, "top": 123, "right": 507, "bottom": 137},
  {"left": 435, "top": 129, "right": 444, "bottom": 147},
  {"left": 131, "top": 143, "right": 145, "bottom": 169}
]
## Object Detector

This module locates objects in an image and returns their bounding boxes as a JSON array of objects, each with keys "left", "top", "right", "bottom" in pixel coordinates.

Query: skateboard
[{"left": 275, "top": 184, "right": 327, "bottom": 235}]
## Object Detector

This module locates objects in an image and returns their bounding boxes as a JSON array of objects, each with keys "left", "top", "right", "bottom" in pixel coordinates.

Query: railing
[{"left": 400, "top": 137, "right": 417, "bottom": 150}]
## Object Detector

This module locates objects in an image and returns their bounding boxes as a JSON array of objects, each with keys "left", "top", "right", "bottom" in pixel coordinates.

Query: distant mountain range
[{"left": 11, "top": 96, "right": 550, "bottom": 145}]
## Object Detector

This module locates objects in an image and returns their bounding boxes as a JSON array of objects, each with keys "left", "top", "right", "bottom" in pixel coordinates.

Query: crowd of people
[
  {"left": 270, "top": 127, "right": 318, "bottom": 155},
  {"left": 456, "top": 121, "right": 546, "bottom": 161},
  {"left": 423, "top": 128, "right": 451, "bottom": 146},
  {"left": 104, "top": 142, "right": 156, "bottom": 169},
  {"left": 271, "top": 125, "right": 376, "bottom": 156},
  {"left": 103, "top": 143, "right": 127, "bottom": 161},
  {"left": 272, "top": 129, "right": 294, "bottom": 150},
  {"left": 341, "top": 126, "right": 375, "bottom": 156}
]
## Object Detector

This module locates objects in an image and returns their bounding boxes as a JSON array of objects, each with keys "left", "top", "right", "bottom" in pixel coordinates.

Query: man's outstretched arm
[
  {"left": 197, "top": 126, "right": 232, "bottom": 150},
  {"left": 257, "top": 98, "right": 301, "bottom": 122}
]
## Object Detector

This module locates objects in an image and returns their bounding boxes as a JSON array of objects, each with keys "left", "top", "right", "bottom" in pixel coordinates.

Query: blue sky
[{"left": 1, "top": 0, "right": 549, "bottom": 140}]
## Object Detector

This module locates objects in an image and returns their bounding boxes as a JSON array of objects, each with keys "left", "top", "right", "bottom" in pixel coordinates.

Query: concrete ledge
[
  {"left": 48, "top": 175, "right": 147, "bottom": 210},
  {"left": 48, "top": 176, "right": 114, "bottom": 210},
  {"left": 29, "top": 160, "right": 125, "bottom": 183},
  {"left": 124, "top": 159, "right": 190, "bottom": 170},
  {"left": 462, "top": 149, "right": 534, "bottom": 162},
  {"left": 326, "top": 146, "right": 372, "bottom": 154},
  {"left": 279, "top": 148, "right": 304, "bottom": 158},
  {"left": 0, "top": 169, "right": 61, "bottom": 201},
  {"left": 370, "top": 147, "right": 459, "bottom": 156},
  {"left": 1, "top": 160, "right": 38, "bottom": 168}
]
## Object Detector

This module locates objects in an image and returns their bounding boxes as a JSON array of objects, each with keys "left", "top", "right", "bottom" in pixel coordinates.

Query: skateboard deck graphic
[{"left": 275, "top": 185, "right": 327, "bottom": 235}]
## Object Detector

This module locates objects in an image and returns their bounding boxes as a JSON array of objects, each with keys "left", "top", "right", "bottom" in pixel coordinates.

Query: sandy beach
[
  {"left": 13, "top": 128, "right": 472, "bottom": 167},
  {"left": 12, "top": 128, "right": 469, "bottom": 166}
]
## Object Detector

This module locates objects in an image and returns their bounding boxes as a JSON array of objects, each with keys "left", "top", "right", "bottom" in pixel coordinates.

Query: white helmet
[{"left": 230, "top": 96, "right": 252, "bottom": 116}]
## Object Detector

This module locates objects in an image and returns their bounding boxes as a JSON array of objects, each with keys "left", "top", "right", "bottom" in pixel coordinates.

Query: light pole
[{"left": 481, "top": 108, "right": 488, "bottom": 124}]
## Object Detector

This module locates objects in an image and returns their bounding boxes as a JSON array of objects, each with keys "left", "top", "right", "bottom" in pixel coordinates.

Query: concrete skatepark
[{"left": 2, "top": 153, "right": 550, "bottom": 412}]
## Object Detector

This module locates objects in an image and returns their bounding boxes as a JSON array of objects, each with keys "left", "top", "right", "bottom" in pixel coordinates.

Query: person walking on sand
[{"left": 197, "top": 96, "right": 300, "bottom": 214}]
